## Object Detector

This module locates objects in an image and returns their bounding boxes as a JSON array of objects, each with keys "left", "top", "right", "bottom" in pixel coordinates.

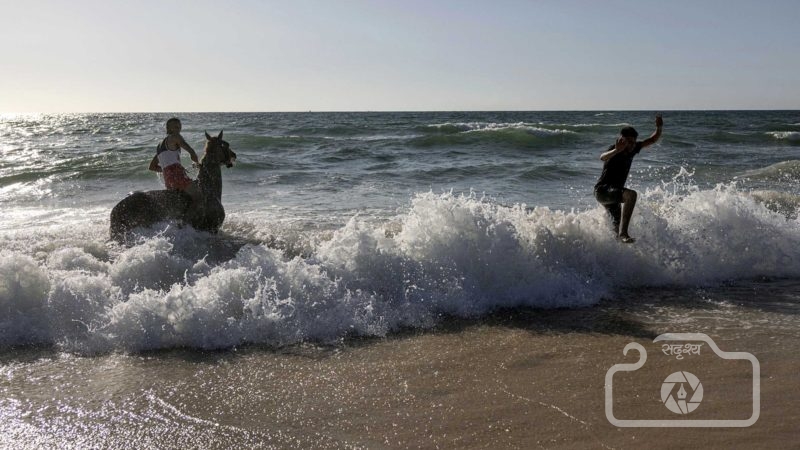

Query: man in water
[{"left": 594, "top": 113, "right": 663, "bottom": 243}]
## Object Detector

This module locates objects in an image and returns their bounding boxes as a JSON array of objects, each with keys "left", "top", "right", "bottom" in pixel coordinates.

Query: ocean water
[{"left": 2, "top": 110, "right": 800, "bottom": 352}]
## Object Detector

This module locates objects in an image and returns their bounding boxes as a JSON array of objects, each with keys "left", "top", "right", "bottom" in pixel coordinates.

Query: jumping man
[{"left": 594, "top": 113, "right": 663, "bottom": 243}]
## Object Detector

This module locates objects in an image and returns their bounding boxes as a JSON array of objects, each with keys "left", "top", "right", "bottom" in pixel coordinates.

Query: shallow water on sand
[{"left": 2, "top": 280, "right": 797, "bottom": 449}]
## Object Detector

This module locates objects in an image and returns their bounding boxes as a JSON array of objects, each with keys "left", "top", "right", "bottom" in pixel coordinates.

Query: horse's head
[{"left": 202, "top": 130, "right": 237, "bottom": 168}]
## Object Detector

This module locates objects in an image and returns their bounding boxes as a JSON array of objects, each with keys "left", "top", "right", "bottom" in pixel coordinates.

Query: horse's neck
[{"left": 198, "top": 163, "right": 222, "bottom": 201}]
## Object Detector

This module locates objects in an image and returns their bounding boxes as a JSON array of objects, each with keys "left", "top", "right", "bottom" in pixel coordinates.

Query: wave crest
[
  {"left": 414, "top": 122, "right": 577, "bottom": 148},
  {"left": 768, "top": 131, "right": 800, "bottom": 142},
  {"left": 2, "top": 184, "right": 800, "bottom": 352},
  {"left": 738, "top": 160, "right": 800, "bottom": 182}
]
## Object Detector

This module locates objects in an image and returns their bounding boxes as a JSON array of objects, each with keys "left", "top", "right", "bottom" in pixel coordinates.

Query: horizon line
[{"left": 3, "top": 108, "right": 799, "bottom": 115}]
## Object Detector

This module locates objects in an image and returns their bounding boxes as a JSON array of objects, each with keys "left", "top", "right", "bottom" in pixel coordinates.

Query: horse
[{"left": 110, "top": 131, "right": 236, "bottom": 243}]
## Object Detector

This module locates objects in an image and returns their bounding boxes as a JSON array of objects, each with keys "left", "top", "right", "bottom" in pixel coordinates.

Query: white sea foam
[
  {"left": 767, "top": 131, "right": 800, "bottom": 141},
  {"left": 0, "top": 254, "right": 52, "bottom": 345},
  {"left": 2, "top": 183, "right": 800, "bottom": 352},
  {"left": 428, "top": 122, "right": 575, "bottom": 136},
  {"left": 537, "top": 122, "right": 630, "bottom": 128}
]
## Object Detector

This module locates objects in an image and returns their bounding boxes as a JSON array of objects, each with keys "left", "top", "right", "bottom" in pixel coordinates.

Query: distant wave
[
  {"left": 234, "top": 134, "right": 313, "bottom": 149},
  {"left": 707, "top": 130, "right": 765, "bottom": 144},
  {"left": 518, "top": 165, "right": 587, "bottom": 181},
  {"left": 288, "top": 125, "right": 375, "bottom": 137},
  {"left": 537, "top": 122, "right": 630, "bottom": 129},
  {"left": 750, "top": 190, "right": 800, "bottom": 218},
  {"left": 424, "top": 122, "right": 575, "bottom": 136},
  {"left": 407, "top": 164, "right": 520, "bottom": 181},
  {"left": 413, "top": 122, "right": 577, "bottom": 148},
  {"left": 350, "top": 134, "right": 419, "bottom": 142},
  {"left": 767, "top": 131, "right": 800, "bottom": 142},
  {"left": 697, "top": 130, "right": 800, "bottom": 146},
  {"left": 737, "top": 160, "right": 800, "bottom": 182},
  {"left": 3, "top": 185, "right": 800, "bottom": 352},
  {"left": 349, "top": 161, "right": 590, "bottom": 182}
]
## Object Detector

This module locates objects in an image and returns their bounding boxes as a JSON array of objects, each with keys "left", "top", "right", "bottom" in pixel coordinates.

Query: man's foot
[{"left": 618, "top": 234, "right": 636, "bottom": 244}]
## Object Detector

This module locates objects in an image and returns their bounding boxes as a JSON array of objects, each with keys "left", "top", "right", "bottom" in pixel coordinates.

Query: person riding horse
[{"left": 110, "top": 131, "right": 236, "bottom": 242}]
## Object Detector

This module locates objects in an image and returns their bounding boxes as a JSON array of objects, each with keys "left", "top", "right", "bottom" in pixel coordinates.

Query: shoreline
[{"left": 1, "top": 280, "right": 798, "bottom": 448}]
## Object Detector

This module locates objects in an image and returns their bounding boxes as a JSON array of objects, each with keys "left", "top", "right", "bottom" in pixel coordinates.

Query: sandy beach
[{"left": 2, "top": 280, "right": 797, "bottom": 449}]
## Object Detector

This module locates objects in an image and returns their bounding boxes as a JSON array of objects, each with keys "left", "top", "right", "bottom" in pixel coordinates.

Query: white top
[{"left": 156, "top": 138, "right": 181, "bottom": 168}]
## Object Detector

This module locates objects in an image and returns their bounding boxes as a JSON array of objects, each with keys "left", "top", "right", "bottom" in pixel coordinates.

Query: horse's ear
[
  {"left": 218, "top": 130, "right": 223, "bottom": 140},
  {"left": 205, "top": 131, "right": 212, "bottom": 140}
]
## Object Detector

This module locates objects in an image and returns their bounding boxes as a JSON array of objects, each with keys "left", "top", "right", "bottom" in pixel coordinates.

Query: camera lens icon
[{"left": 661, "top": 371, "right": 703, "bottom": 414}]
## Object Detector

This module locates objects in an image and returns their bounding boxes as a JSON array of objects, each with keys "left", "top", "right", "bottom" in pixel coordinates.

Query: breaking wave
[{"left": 2, "top": 182, "right": 800, "bottom": 353}]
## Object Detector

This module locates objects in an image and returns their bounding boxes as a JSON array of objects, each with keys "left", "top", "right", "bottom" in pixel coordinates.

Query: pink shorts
[{"left": 163, "top": 164, "right": 193, "bottom": 191}]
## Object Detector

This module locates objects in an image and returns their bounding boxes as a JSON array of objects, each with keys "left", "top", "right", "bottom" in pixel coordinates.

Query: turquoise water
[{"left": 1, "top": 111, "right": 800, "bottom": 351}]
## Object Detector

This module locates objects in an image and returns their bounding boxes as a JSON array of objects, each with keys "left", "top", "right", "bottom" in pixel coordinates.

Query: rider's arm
[
  {"left": 149, "top": 155, "right": 162, "bottom": 172},
  {"left": 178, "top": 134, "right": 200, "bottom": 163}
]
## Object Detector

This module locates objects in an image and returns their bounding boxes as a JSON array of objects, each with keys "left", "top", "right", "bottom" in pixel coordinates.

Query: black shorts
[{"left": 594, "top": 184, "right": 624, "bottom": 205}]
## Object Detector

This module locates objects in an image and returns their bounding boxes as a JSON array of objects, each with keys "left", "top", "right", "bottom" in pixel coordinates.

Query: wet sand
[{"left": 1, "top": 281, "right": 798, "bottom": 449}]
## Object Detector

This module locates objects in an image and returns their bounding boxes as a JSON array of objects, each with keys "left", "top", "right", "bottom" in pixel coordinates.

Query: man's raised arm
[{"left": 641, "top": 113, "right": 663, "bottom": 148}]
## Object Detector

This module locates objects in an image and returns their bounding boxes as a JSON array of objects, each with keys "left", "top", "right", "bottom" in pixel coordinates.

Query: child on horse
[{"left": 148, "top": 117, "right": 200, "bottom": 193}]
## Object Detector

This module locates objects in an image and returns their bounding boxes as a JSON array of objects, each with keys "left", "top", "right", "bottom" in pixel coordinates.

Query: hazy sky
[{"left": 2, "top": 0, "right": 798, "bottom": 112}]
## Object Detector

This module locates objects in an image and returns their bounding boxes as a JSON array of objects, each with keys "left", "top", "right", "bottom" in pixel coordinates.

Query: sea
[{"left": 1, "top": 111, "right": 800, "bottom": 447}]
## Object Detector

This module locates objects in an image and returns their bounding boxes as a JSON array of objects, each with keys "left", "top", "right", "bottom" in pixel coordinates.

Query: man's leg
[
  {"left": 595, "top": 185, "right": 623, "bottom": 236},
  {"left": 619, "top": 189, "right": 637, "bottom": 241},
  {"left": 603, "top": 203, "right": 621, "bottom": 235}
]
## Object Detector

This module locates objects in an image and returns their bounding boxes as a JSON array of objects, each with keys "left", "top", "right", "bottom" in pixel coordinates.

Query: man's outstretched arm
[{"left": 641, "top": 113, "right": 663, "bottom": 148}]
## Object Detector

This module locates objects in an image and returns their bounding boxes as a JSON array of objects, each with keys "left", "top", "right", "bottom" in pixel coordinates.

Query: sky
[{"left": 1, "top": 0, "right": 798, "bottom": 112}]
